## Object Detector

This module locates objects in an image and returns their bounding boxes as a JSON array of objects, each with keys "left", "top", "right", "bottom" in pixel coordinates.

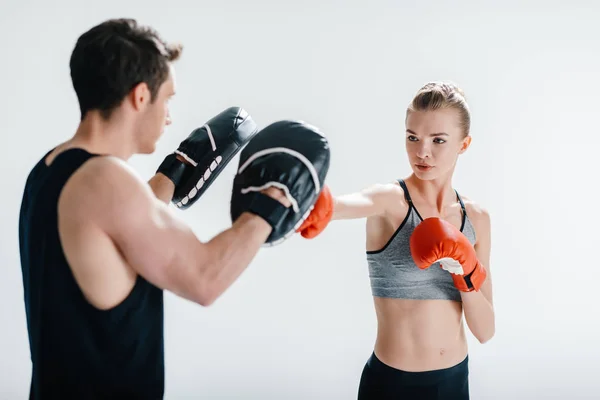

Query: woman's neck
[{"left": 405, "top": 173, "right": 457, "bottom": 213}]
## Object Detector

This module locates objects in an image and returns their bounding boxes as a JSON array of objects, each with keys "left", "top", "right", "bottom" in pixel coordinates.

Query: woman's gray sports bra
[{"left": 365, "top": 179, "right": 477, "bottom": 302}]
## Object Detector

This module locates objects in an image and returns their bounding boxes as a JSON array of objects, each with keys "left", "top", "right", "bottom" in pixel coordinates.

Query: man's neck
[{"left": 69, "top": 112, "right": 136, "bottom": 160}]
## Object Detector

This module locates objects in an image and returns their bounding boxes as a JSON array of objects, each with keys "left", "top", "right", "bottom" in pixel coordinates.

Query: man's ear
[
  {"left": 130, "top": 82, "right": 150, "bottom": 111},
  {"left": 458, "top": 135, "right": 472, "bottom": 154}
]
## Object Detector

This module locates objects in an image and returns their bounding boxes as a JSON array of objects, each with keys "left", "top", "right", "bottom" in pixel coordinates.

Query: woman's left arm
[{"left": 461, "top": 207, "right": 495, "bottom": 344}]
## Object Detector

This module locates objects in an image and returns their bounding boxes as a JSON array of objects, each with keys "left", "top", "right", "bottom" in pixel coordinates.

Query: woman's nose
[{"left": 416, "top": 143, "right": 431, "bottom": 159}]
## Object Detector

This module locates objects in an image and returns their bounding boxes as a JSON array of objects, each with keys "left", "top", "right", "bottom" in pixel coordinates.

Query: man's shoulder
[
  {"left": 59, "top": 155, "right": 148, "bottom": 219},
  {"left": 22, "top": 149, "right": 54, "bottom": 187},
  {"left": 68, "top": 155, "right": 140, "bottom": 190}
]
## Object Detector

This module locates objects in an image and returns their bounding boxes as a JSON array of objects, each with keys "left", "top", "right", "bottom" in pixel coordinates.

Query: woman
[{"left": 301, "top": 81, "right": 495, "bottom": 399}]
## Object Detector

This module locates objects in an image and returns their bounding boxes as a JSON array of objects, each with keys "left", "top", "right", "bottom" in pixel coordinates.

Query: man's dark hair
[{"left": 69, "top": 18, "right": 183, "bottom": 120}]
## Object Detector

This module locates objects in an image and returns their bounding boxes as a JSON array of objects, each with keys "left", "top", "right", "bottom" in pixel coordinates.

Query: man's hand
[
  {"left": 230, "top": 120, "right": 331, "bottom": 247},
  {"left": 157, "top": 106, "right": 258, "bottom": 209},
  {"left": 261, "top": 186, "right": 292, "bottom": 208}
]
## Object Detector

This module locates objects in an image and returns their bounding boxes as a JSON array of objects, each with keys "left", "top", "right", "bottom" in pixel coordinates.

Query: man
[{"left": 18, "top": 18, "right": 331, "bottom": 398}]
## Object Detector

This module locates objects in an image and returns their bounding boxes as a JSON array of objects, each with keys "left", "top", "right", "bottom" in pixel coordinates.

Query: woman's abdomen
[{"left": 373, "top": 297, "right": 468, "bottom": 372}]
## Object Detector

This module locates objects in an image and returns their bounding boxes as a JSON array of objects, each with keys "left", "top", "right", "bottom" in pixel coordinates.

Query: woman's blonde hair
[{"left": 406, "top": 81, "right": 471, "bottom": 138}]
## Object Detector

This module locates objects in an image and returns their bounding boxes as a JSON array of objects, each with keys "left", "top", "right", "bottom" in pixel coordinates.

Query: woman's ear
[{"left": 458, "top": 135, "right": 472, "bottom": 154}]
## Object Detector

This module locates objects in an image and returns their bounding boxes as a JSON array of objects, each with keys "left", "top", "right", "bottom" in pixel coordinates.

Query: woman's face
[{"left": 405, "top": 108, "right": 471, "bottom": 181}]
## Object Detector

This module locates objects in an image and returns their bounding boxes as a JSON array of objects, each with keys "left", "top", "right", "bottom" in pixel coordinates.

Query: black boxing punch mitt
[
  {"left": 157, "top": 106, "right": 259, "bottom": 210},
  {"left": 230, "top": 120, "right": 331, "bottom": 246}
]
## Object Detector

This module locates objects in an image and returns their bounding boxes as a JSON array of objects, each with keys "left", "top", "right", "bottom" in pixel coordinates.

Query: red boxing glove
[
  {"left": 296, "top": 185, "right": 334, "bottom": 239},
  {"left": 409, "top": 217, "right": 487, "bottom": 292}
]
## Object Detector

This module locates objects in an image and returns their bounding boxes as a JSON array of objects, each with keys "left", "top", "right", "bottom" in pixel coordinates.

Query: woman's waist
[
  {"left": 373, "top": 297, "right": 467, "bottom": 371},
  {"left": 365, "top": 349, "right": 469, "bottom": 386}
]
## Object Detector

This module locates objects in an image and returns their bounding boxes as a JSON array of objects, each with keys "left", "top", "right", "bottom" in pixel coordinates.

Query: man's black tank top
[{"left": 19, "top": 148, "right": 165, "bottom": 399}]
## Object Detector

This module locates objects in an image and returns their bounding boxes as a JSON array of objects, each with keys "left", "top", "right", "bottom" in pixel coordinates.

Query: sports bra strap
[
  {"left": 455, "top": 189, "right": 466, "bottom": 215},
  {"left": 398, "top": 179, "right": 466, "bottom": 217},
  {"left": 397, "top": 179, "right": 413, "bottom": 205}
]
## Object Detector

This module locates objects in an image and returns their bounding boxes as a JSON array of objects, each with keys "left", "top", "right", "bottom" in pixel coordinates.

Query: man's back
[{"left": 19, "top": 148, "right": 165, "bottom": 399}]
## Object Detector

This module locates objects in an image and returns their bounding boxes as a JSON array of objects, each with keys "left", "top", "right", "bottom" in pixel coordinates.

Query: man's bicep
[
  {"left": 111, "top": 182, "right": 212, "bottom": 302},
  {"left": 110, "top": 198, "right": 178, "bottom": 283},
  {"left": 76, "top": 158, "right": 209, "bottom": 302}
]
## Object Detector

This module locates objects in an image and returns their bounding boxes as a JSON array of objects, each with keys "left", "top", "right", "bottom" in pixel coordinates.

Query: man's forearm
[
  {"left": 461, "top": 290, "right": 495, "bottom": 343},
  {"left": 149, "top": 173, "right": 176, "bottom": 204},
  {"left": 199, "top": 213, "right": 272, "bottom": 305}
]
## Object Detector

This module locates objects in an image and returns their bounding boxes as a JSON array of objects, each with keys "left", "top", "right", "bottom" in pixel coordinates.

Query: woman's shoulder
[
  {"left": 458, "top": 194, "right": 491, "bottom": 231},
  {"left": 363, "top": 179, "right": 408, "bottom": 223},
  {"left": 363, "top": 179, "right": 406, "bottom": 201}
]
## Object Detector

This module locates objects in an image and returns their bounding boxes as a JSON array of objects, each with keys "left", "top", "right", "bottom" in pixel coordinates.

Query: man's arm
[
  {"left": 331, "top": 182, "right": 403, "bottom": 220},
  {"left": 148, "top": 173, "right": 175, "bottom": 204},
  {"left": 461, "top": 205, "right": 495, "bottom": 343},
  {"left": 61, "top": 156, "right": 277, "bottom": 307},
  {"left": 148, "top": 154, "right": 193, "bottom": 204}
]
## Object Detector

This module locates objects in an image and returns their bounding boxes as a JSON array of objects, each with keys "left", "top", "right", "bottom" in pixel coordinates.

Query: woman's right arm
[{"left": 332, "top": 182, "right": 403, "bottom": 220}]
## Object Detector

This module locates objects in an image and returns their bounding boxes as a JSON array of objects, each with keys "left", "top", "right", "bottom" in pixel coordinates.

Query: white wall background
[{"left": 1, "top": 0, "right": 598, "bottom": 398}]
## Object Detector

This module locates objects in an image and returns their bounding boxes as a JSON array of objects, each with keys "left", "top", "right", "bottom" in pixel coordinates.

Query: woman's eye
[
  {"left": 434, "top": 138, "right": 446, "bottom": 144},
  {"left": 407, "top": 136, "right": 418, "bottom": 141}
]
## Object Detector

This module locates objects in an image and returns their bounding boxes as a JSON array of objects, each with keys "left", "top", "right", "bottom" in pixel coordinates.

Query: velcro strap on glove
[
  {"left": 452, "top": 261, "right": 487, "bottom": 292},
  {"left": 244, "top": 192, "right": 290, "bottom": 231},
  {"left": 157, "top": 153, "right": 189, "bottom": 188}
]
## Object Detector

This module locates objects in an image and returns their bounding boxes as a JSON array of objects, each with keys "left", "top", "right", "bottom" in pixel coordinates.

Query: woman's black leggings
[{"left": 357, "top": 352, "right": 470, "bottom": 400}]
